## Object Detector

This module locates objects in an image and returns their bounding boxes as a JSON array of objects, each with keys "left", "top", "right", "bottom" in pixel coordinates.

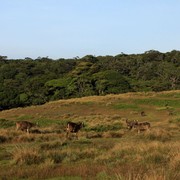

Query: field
[{"left": 0, "top": 91, "right": 180, "bottom": 180}]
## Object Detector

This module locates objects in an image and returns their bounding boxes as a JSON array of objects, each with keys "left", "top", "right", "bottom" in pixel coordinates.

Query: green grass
[
  {"left": 35, "top": 118, "right": 68, "bottom": 127},
  {"left": 87, "top": 123, "right": 123, "bottom": 132},
  {"left": 158, "top": 92, "right": 180, "bottom": 98},
  {"left": 16, "top": 115, "right": 34, "bottom": 120},
  {"left": 134, "top": 98, "right": 180, "bottom": 108},
  {"left": 0, "top": 119, "right": 15, "bottom": 129},
  {"left": 113, "top": 103, "right": 140, "bottom": 110}
]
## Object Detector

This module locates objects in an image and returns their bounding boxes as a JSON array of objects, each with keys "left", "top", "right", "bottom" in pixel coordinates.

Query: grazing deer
[
  {"left": 140, "top": 111, "right": 146, "bottom": 116},
  {"left": 126, "top": 119, "right": 138, "bottom": 130},
  {"left": 66, "top": 121, "right": 84, "bottom": 139},
  {"left": 16, "top": 121, "right": 36, "bottom": 133},
  {"left": 134, "top": 121, "right": 151, "bottom": 134}
]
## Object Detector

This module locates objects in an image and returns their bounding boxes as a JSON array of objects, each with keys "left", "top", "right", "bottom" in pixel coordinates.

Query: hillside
[
  {"left": 0, "top": 90, "right": 180, "bottom": 179},
  {"left": 0, "top": 50, "right": 180, "bottom": 110}
]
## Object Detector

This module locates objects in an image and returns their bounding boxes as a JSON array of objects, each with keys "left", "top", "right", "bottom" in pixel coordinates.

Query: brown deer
[
  {"left": 16, "top": 121, "right": 36, "bottom": 133},
  {"left": 66, "top": 121, "right": 84, "bottom": 139},
  {"left": 140, "top": 111, "right": 146, "bottom": 116},
  {"left": 126, "top": 119, "right": 138, "bottom": 130},
  {"left": 134, "top": 121, "right": 151, "bottom": 133}
]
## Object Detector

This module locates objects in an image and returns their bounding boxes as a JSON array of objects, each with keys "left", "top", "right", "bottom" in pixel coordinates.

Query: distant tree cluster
[{"left": 0, "top": 50, "right": 180, "bottom": 109}]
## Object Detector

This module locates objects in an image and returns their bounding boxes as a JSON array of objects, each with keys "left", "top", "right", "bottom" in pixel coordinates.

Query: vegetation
[
  {"left": 0, "top": 50, "right": 180, "bottom": 110},
  {"left": 0, "top": 91, "right": 180, "bottom": 179}
]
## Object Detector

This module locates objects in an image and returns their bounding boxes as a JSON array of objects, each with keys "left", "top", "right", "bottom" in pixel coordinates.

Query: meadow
[{"left": 0, "top": 91, "right": 180, "bottom": 180}]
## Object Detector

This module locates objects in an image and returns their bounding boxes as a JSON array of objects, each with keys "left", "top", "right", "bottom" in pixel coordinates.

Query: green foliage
[
  {"left": 0, "top": 50, "right": 180, "bottom": 109},
  {"left": 93, "top": 70, "right": 131, "bottom": 95}
]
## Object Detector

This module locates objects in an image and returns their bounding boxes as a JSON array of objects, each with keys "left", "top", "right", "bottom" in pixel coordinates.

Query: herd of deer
[
  {"left": 15, "top": 121, "right": 85, "bottom": 139},
  {"left": 125, "top": 119, "right": 151, "bottom": 134},
  {"left": 15, "top": 117, "right": 151, "bottom": 139}
]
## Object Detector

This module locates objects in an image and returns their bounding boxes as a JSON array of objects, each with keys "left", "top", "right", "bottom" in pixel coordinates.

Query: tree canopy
[{"left": 0, "top": 50, "right": 179, "bottom": 109}]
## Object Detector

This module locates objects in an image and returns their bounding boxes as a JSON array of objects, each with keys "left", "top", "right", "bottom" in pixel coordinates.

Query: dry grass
[{"left": 0, "top": 90, "right": 180, "bottom": 179}]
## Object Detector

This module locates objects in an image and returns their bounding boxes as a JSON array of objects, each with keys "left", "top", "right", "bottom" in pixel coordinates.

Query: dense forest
[{"left": 0, "top": 50, "right": 180, "bottom": 110}]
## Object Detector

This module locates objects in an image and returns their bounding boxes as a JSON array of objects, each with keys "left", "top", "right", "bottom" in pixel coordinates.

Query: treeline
[{"left": 0, "top": 50, "right": 180, "bottom": 110}]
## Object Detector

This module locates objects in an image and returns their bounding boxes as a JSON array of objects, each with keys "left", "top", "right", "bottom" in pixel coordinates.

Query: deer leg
[
  {"left": 76, "top": 133, "right": 78, "bottom": 139},
  {"left": 66, "top": 131, "right": 70, "bottom": 139}
]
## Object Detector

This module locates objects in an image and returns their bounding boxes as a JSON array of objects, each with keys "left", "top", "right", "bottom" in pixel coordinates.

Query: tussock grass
[
  {"left": 40, "top": 140, "right": 67, "bottom": 151},
  {"left": 12, "top": 146, "right": 44, "bottom": 165},
  {"left": 141, "top": 128, "right": 172, "bottom": 142},
  {"left": 0, "top": 90, "right": 179, "bottom": 179}
]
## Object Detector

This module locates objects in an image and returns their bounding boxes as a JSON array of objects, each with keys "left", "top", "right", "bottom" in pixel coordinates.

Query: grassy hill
[{"left": 0, "top": 90, "right": 180, "bottom": 179}]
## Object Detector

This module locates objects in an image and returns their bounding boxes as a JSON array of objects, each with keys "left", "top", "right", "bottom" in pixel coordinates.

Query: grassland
[{"left": 0, "top": 90, "right": 180, "bottom": 180}]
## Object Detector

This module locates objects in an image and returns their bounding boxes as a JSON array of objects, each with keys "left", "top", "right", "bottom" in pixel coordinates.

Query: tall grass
[{"left": 12, "top": 146, "right": 44, "bottom": 165}]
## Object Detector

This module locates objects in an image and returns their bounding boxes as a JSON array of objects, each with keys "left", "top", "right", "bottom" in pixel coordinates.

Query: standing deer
[
  {"left": 66, "top": 121, "right": 84, "bottom": 139},
  {"left": 134, "top": 121, "right": 151, "bottom": 134},
  {"left": 16, "top": 121, "right": 36, "bottom": 133},
  {"left": 126, "top": 119, "right": 138, "bottom": 130}
]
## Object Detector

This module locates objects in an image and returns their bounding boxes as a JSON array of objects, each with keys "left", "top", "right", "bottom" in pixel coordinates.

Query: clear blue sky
[{"left": 1, "top": 0, "right": 180, "bottom": 59}]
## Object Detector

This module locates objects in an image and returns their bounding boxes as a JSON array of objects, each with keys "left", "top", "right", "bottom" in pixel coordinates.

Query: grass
[
  {"left": 134, "top": 98, "right": 180, "bottom": 108},
  {"left": 113, "top": 103, "right": 140, "bottom": 110},
  {"left": 87, "top": 123, "right": 123, "bottom": 132},
  {"left": 0, "top": 90, "right": 179, "bottom": 179},
  {"left": 0, "top": 119, "right": 15, "bottom": 129}
]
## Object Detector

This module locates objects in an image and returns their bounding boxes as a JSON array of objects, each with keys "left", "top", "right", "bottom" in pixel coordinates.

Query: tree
[{"left": 93, "top": 70, "right": 131, "bottom": 95}]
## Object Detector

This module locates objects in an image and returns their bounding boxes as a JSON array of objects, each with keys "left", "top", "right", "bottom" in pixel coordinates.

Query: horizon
[{"left": 1, "top": 49, "right": 180, "bottom": 60}]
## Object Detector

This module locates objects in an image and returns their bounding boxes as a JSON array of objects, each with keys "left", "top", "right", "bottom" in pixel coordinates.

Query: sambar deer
[
  {"left": 66, "top": 121, "right": 84, "bottom": 139},
  {"left": 16, "top": 121, "right": 36, "bottom": 133},
  {"left": 134, "top": 121, "right": 151, "bottom": 134},
  {"left": 126, "top": 119, "right": 138, "bottom": 130}
]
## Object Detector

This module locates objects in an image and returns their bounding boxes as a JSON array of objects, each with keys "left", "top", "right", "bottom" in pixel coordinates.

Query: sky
[{"left": 0, "top": 0, "right": 180, "bottom": 59}]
